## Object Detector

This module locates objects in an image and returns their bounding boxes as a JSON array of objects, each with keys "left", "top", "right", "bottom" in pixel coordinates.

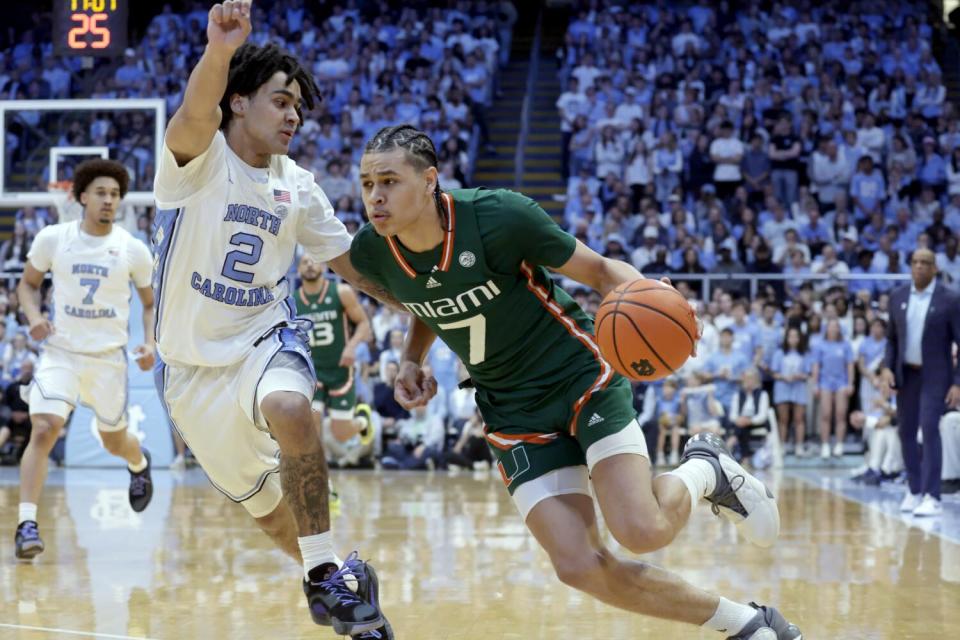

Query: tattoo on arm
[
  {"left": 280, "top": 451, "right": 331, "bottom": 535},
  {"left": 353, "top": 276, "right": 404, "bottom": 311}
]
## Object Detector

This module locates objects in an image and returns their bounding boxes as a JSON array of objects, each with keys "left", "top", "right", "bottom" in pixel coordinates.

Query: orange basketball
[{"left": 594, "top": 279, "right": 697, "bottom": 382}]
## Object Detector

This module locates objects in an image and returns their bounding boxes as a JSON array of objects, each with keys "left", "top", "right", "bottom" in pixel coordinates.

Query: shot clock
[{"left": 53, "top": 0, "right": 128, "bottom": 57}]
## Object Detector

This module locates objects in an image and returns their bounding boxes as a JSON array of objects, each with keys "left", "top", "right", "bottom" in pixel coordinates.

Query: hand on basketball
[
  {"left": 946, "top": 384, "right": 960, "bottom": 409},
  {"left": 28, "top": 318, "right": 54, "bottom": 342},
  {"left": 132, "top": 344, "right": 156, "bottom": 371},
  {"left": 395, "top": 361, "right": 438, "bottom": 410},
  {"left": 208, "top": 0, "right": 252, "bottom": 53}
]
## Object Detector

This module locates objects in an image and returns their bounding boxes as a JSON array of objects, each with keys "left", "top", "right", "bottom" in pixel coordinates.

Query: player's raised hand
[
  {"left": 28, "top": 318, "right": 54, "bottom": 342},
  {"left": 395, "top": 361, "right": 438, "bottom": 410},
  {"left": 207, "top": 0, "right": 252, "bottom": 54}
]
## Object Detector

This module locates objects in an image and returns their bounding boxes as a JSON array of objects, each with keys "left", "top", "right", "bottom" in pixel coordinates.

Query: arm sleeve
[
  {"left": 884, "top": 298, "right": 898, "bottom": 372},
  {"left": 481, "top": 190, "right": 577, "bottom": 272},
  {"left": 25, "top": 226, "right": 59, "bottom": 272},
  {"left": 154, "top": 130, "right": 227, "bottom": 208},
  {"left": 297, "top": 182, "right": 353, "bottom": 263},
  {"left": 128, "top": 237, "right": 154, "bottom": 288}
]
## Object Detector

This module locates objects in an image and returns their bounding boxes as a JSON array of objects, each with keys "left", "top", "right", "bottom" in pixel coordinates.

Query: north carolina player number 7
[{"left": 437, "top": 314, "right": 486, "bottom": 364}]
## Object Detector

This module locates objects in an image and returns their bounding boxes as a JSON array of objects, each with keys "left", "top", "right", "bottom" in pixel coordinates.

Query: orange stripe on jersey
[
  {"left": 484, "top": 429, "right": 560, "bottom": 450},
  {"left": 385, "top": 236, "right": 418, "bottom": 278},
  {"left": 438, "top": 192, "right": 456, "bottom": 272},
  {"left": 383, "top": 193, "right": 457, "bottom": 278},
  {"left": 520, "top": 262, "right": 612, "bottom": 437},
  {"left": 328, "top": 367, "right": 355, "bottom": 397},
  {"left": 298, "top": 279, "right": 329, "bottom": 306}
]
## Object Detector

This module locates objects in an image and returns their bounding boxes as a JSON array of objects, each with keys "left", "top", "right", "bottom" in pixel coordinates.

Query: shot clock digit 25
[{"left": 53, "top": 0, "right": 128, "bottom": 57}]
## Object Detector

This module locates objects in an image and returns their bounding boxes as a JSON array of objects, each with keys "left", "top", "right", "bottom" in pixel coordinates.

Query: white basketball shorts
[
  {"left": 29, "top": 345, "right": 128, "bottom": 431},
  {"left": 155, "top": 325, "right": 315, "bottom": 518}
]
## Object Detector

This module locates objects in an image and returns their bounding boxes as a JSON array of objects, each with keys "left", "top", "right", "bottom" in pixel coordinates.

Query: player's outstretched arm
[
  {"left": 17, "top": 262, "right": 54, "bottom": 342},
  {"left": 166, "top": 0, "right": 252, "bottom": 165},
  {"left": 553, "top": 239, "right": 644, "bottom": 299}
]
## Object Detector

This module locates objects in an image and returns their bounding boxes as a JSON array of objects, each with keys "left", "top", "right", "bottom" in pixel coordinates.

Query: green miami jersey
[
  {"left": 295, "top": 280, "right": 349, "bottom": 384},
  {"left": 350, "top": 188, "right": 634, "bottom": 444}
]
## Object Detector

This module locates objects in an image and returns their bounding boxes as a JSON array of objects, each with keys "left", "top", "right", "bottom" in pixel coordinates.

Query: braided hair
[
  {"left": 219, "top": 43, "right": 321, "bottom": 131},
  {"left": 364, "top": 124, "right": 446, "bottom": 227}
]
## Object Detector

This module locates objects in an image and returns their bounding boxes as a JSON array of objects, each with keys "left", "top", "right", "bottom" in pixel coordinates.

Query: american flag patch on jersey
[{"left": 273, "top": 189, "right": 291, "bottom": 203}]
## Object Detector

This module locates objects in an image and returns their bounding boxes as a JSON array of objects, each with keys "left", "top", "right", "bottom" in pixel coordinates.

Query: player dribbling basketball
[{"left": 350, "top": 124, "right": 802, "bottom": 639}]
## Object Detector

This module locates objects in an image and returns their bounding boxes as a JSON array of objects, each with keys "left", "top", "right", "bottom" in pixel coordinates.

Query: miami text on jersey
[{"left": 401, "top": 280, "right": 502, "bottom": 319}]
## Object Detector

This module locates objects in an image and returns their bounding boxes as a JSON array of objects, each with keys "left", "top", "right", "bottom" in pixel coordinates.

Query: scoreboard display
[{"left": 53, "top": 0, "right": 128, "bottom": 57}]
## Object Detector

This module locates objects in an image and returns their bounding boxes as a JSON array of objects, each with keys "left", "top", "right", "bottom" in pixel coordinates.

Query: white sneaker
[
  {"left": 833, "top": 442, "right": 844, "bottom": 457},
  {"left": 821, "top": 443, "right": 831, "bottom": 459},
  {"left": 680, "top": 433, "right": 780, "bottom": 548},
  {"left": 794, "top": 444, "right": 808, "bottom": 458},
  {"left": 913, "top": 494, "right": 943, "bottom": 517},
  {"left": 169, "top": 454, "right": 186, "bottom": 472},
  {"left": 900, "top": 492, "right": 922, "bottom": 512},
  {"left": 668, "top": 451, "right": 679, "bottom": 466}
]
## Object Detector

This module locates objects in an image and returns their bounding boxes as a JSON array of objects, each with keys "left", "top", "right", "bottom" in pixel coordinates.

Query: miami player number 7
[{"left": 438, "top": 314, "right": 486, "bottom": 364}]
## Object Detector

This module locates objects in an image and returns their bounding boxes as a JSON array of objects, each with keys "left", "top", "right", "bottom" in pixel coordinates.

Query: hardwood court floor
[{"left": 0, "top": 466, "right": 958, "bottom": 639}]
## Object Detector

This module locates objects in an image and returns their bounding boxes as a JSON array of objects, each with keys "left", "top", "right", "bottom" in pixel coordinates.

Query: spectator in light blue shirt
[
  {"left": 850, "top": 155, "right": 886, "bottom": 222},
  {"left": 918, "top": 137, "right": 946, "bottom": 194},
  {"left": 704, "top": 328, "right": 751, "bottom": 410},
  {"left": 812, "top": 318, "right": 855, "bottom": 459}
]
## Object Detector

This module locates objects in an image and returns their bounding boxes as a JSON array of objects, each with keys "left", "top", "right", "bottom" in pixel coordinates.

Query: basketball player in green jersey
[
  {"left": 295, "top": 254, "right": 375, "bottom": 463},
  {"left": 350, "top": 125, "right": 802, "bottom": 640}
]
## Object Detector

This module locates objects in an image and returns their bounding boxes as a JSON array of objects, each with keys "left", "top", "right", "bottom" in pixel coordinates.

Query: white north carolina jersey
[
  {"left": 27, "top": 221, "right": 153, "bottom": 354},
  {"left": 153, "top": 131, "right": 351, "bottom": 367}
]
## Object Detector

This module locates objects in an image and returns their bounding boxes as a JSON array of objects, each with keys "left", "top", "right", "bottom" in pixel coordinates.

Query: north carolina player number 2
[{"left": 221, "top": 232, "right": 263, "bottom": 284}]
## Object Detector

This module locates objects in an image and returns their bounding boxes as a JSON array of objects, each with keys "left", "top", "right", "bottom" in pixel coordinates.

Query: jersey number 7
[{"left": 437, "top": 314, "right": 487, "bottom": 365}]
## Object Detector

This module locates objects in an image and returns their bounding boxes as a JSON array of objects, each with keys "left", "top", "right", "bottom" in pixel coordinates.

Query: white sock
[
  {"left": 19, "top": 503, "right": 38, "bottom": 525},
  {"left": 299, "top": 531, "right": 336, "bottom": 579},
  {"left": 664, "top": 459, "right": 717, "bottom": 511},
  {"left": 128, "top": 454, "right": 148, "bottom": 473},
  {"left": 703, "top": 597, "right": 758, "bottom": 635}
]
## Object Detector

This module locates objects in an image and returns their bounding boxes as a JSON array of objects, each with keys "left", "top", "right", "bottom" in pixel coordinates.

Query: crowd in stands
[
  {"left": 0, "top": 0, "right": 514, "bottom": 469},
  {"left": 1, "top": 0, "right": 960, "bottom": 493},
  {"left": 550, "top": 0, "right": 960, "bottom": 490}
]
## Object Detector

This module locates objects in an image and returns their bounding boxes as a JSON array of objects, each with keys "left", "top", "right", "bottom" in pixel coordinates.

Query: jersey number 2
[
  {"left": 438, "top": 314, "right": 486, "bottom": 364},
  {"left": 221, "top": 233, "right": 263, "bottom": 284}
]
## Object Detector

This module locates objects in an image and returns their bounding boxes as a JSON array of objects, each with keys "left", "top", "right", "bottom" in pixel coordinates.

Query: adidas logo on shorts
[
  {"left": 426, "top": 276, "right": 441, "bottom": 289},
  {"left": 587, "top": 413, "right": 604, "bottom": 426}
]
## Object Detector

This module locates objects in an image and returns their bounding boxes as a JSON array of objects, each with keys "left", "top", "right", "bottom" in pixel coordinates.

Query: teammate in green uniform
[
  {"left": 295, "top": 254, "right": 375, "bottom": 465},
  {"left": 350, "top": 125, "right": 802, "bottom": 640}
]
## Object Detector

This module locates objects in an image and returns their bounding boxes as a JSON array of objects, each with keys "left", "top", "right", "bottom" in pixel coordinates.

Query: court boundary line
[
  {"left": 0, "top": 622, "right": 157, "bottom": 639},
  {"left": 785, "top": 469, "right": 960, "bottom": 545}
]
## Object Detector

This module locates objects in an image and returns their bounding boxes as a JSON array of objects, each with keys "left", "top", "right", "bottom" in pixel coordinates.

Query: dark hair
[
  {"left": 782, "top": 326, "right": 809, "bottom": 354},
  {"left": 364, "top": 124, "right": 440, "bottom": 172},
  {"left": 219, "top": 43, "right": 321, "bottom": 131},
  {"left": 72, "top": 159, "right": 129, "bottom": 201}
]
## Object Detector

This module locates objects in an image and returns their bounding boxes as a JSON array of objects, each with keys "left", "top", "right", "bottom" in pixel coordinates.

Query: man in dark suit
[{"left": 882, "top": 248, "right": 960, "bottom": 517}]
